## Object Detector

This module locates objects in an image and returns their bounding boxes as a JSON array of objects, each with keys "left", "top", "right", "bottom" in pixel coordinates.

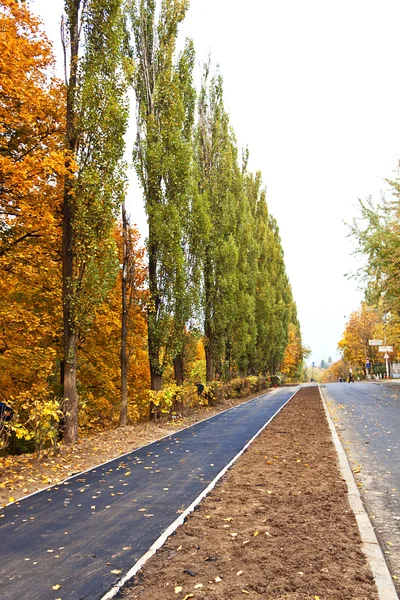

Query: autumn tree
[
  {"left": 338, "top": 303, "right": 383, "bottom": 376},
  {"left": 128, "top": 0, "right": 196, "bottom": 403},
  {"left": 280, "top": 305, "right": 310, "bottom": 382},
  {"left": 77, "top": 222, "right": 149, "bottom": 429},
  {"left": 119, "top": 210, "right": 148, "bottom": 425},
  {"left": 61, "top": 0, "right": 129, "bottom": 441},
  {"left": 0, "top": 0, "right": 65, "bottom": 413}
]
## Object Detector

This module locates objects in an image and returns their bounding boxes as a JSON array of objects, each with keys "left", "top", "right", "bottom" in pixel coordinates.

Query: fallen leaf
[
  {"left": 52, "top": 584, "right": 61, "bottom": 590},
  {"left": 8, "top": 497, "right": 15, "bottom": 503},
  {"left": 214, "top": 576, "right": 222, "bottom": 583},
  {"left": 236, "top": 570, "right": 243, "bottom": 576},
  {"left": 111, "top": 569, "right": 122, "bottom": 574},
  {"left": 174, "top": 586, "right": 183, "bottom": 594},
  {"left": 253, "top": 531, "right": 259, "bottom": 536},
  {"left": 194, "top": 583, "right": 203, "bottom": 588},
  {"left": 183, "top": 595, "right": 194, "bottom": 600}
]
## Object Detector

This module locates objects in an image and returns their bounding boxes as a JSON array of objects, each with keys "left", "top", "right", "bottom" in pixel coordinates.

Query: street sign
[
  {"left": 379, "top": 346, "right": 393, "bottom": 353},
  {"left": 366, "top": 362, "right": 370, "bottom": 368},
  {"left": 369, "top": 340, "right": 383, "bottom": 346},
  {"left": 384, "top": 353, "right": 390, "bottom": 359}
]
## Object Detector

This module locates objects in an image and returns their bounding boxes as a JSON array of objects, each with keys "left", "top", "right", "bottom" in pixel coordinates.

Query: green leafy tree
[
  {"left": 128, "top": 0, "right": 196, "bottom": 405},
  {"left": 351, "top": 194, "right": 400, "bottom": 317},
  {"left": 230, "top": 156, "right": 258, "bottom": 377},
  {"left": 248, "top": 179, "right": 290, "bottom": 374},
  {"left": 196, "top": 68, "right": 240, "bottom": 381},
  {"left": 62, "top": 0, "right": 129, "bottom": 442}
]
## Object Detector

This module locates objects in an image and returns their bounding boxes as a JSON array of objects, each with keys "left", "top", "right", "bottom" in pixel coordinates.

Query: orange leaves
[
  {"left": 338, "top": 303, "right": 383, "bottom": 372},
  {"left": 280, "top": 323, "right": 308, "bottom": 380},
  {"left": 0, "top": 0, "right": 65, "bottom": 425}
]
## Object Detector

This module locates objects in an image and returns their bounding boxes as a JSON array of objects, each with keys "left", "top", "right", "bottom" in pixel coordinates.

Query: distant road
[
  {"left": 0, "top": 387, "right": 297, "bottom": 600},
  {"left": 323, "top": 381, "right": 400, "bottom": 587}
]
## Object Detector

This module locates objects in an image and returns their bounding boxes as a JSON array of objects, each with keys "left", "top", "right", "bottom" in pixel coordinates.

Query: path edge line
[
  {"left": 319, "top": 385, "right": 398, "bottom": 600},
  {"left": 100, "top": 386, "right": 300, "bottom": 600}
]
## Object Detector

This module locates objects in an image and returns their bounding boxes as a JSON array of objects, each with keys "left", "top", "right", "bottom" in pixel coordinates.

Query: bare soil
[
  {"left": 121, "top": 386, "right": 378, "bottom": 600},
  {"left": 0, "top": 393, "right": 259, "bottom": 506}
]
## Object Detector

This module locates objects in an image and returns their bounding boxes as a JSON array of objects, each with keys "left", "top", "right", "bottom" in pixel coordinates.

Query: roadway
[
  {"left": 0, "top": 386, "right": 297, "bottom": 600},
  {"left": 323, "top": 381, "right": 400, "bottom": 588}
]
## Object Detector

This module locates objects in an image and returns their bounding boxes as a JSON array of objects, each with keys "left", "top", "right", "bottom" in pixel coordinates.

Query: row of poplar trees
[{"left": 0, "top": 0, "right": 304, "bottom": 444}]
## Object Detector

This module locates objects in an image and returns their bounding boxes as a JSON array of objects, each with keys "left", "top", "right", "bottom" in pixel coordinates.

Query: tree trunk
[
  {"left": 204, "top": 250, "right": 213, "bottom": 382},
  {"left": 147, "top": 217, "right": 163, "bottom": 418},
  {"left": 205, "top": 335, "right": 213, "bottom": 382},
  {"left": 149, "top": 370, "right": 162, "bottom": 420},
  {"left": 119, "top": 200, "right": 129, "bottom": 426},
  {"left": 173, "top": 354, "right": 184, "bottom": 386},
  {"left": 63, "top": 330, "right": 78, "bottom": 444},
  {"left": 62, "top": 0, "right": 80, "bottom": 444}
]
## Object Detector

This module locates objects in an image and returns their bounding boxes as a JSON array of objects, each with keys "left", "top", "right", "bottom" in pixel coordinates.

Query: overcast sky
[{"left": 30, "top": 0, "right": 400, "bottom": 365}]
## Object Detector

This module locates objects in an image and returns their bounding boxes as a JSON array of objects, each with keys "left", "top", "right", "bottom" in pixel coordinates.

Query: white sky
[{"left": 30, "top": 0, "right": 400, "bottom": 365}]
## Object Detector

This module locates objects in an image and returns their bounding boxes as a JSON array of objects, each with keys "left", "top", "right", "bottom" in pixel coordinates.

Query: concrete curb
[{"left": 319, "top": 385, "right": 398, "bottom": 600}]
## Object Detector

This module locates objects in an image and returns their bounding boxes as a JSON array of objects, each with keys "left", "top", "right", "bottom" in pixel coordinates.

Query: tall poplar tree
[
  {"left": 128, "top": 0, "right": 196, "bottom": 403},
  {"left": 230, "top": 158, "right": 258, "bottom": 377},
  {"left": 62, "top": 0, "right": 129, "bottom": 442},
  {"left": 196, "top": 69, "right": 239, "bottom": 381}
]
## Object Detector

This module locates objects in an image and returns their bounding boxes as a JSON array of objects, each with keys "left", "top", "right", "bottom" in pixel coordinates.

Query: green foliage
[
  {"left": 196, "top": 69, "right": 240, "bottom": 380},
  {"left": 67, "top": 0, "right": 130, "bottom": 335},
  {"left": 351, "top": 193, "right": 400, "bottom": 317},
  {"left": 128, "top": 0, "right": 196, "bottom": 389}
]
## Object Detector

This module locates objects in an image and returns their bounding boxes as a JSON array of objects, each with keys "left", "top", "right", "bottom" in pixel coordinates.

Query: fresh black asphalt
[
  {"left": 324, "top": 381, "right": 400, "bottom": 585},
  {"left": 0, "top": 387, "right": 297, "bottom": 600}
]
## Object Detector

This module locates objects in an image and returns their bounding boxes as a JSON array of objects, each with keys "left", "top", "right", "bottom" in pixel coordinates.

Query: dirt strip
[{"left": 121, "top": 386, "right": 378, "bottom": 600}]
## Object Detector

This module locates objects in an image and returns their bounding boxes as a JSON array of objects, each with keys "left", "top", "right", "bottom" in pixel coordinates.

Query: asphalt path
[
  {"left": 323, "top": 381, "right": 400, "bottom": 588},
  {"left": 0, "top": 387, "right": 297, "bottom": 600}
]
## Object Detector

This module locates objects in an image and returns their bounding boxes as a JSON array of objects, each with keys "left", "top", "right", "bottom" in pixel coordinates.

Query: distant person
[
  {"left": 348, "top": 372, "right": 354, "bottom": 383},
  {"left": 338, "top": 376, "right": 342, "bottom": 382},
  {"left": 195, "top": 383, "right": 204, "bottom": 396}
]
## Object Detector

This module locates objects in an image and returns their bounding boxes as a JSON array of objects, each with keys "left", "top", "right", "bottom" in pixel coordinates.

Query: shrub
[{"left": 11, "top": 396, "right": 63, "bottom": 458}]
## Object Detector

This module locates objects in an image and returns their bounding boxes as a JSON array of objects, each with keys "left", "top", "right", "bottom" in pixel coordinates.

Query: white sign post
[{"left": 378, "top": 346, "right": 393, "bottom": 378}]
